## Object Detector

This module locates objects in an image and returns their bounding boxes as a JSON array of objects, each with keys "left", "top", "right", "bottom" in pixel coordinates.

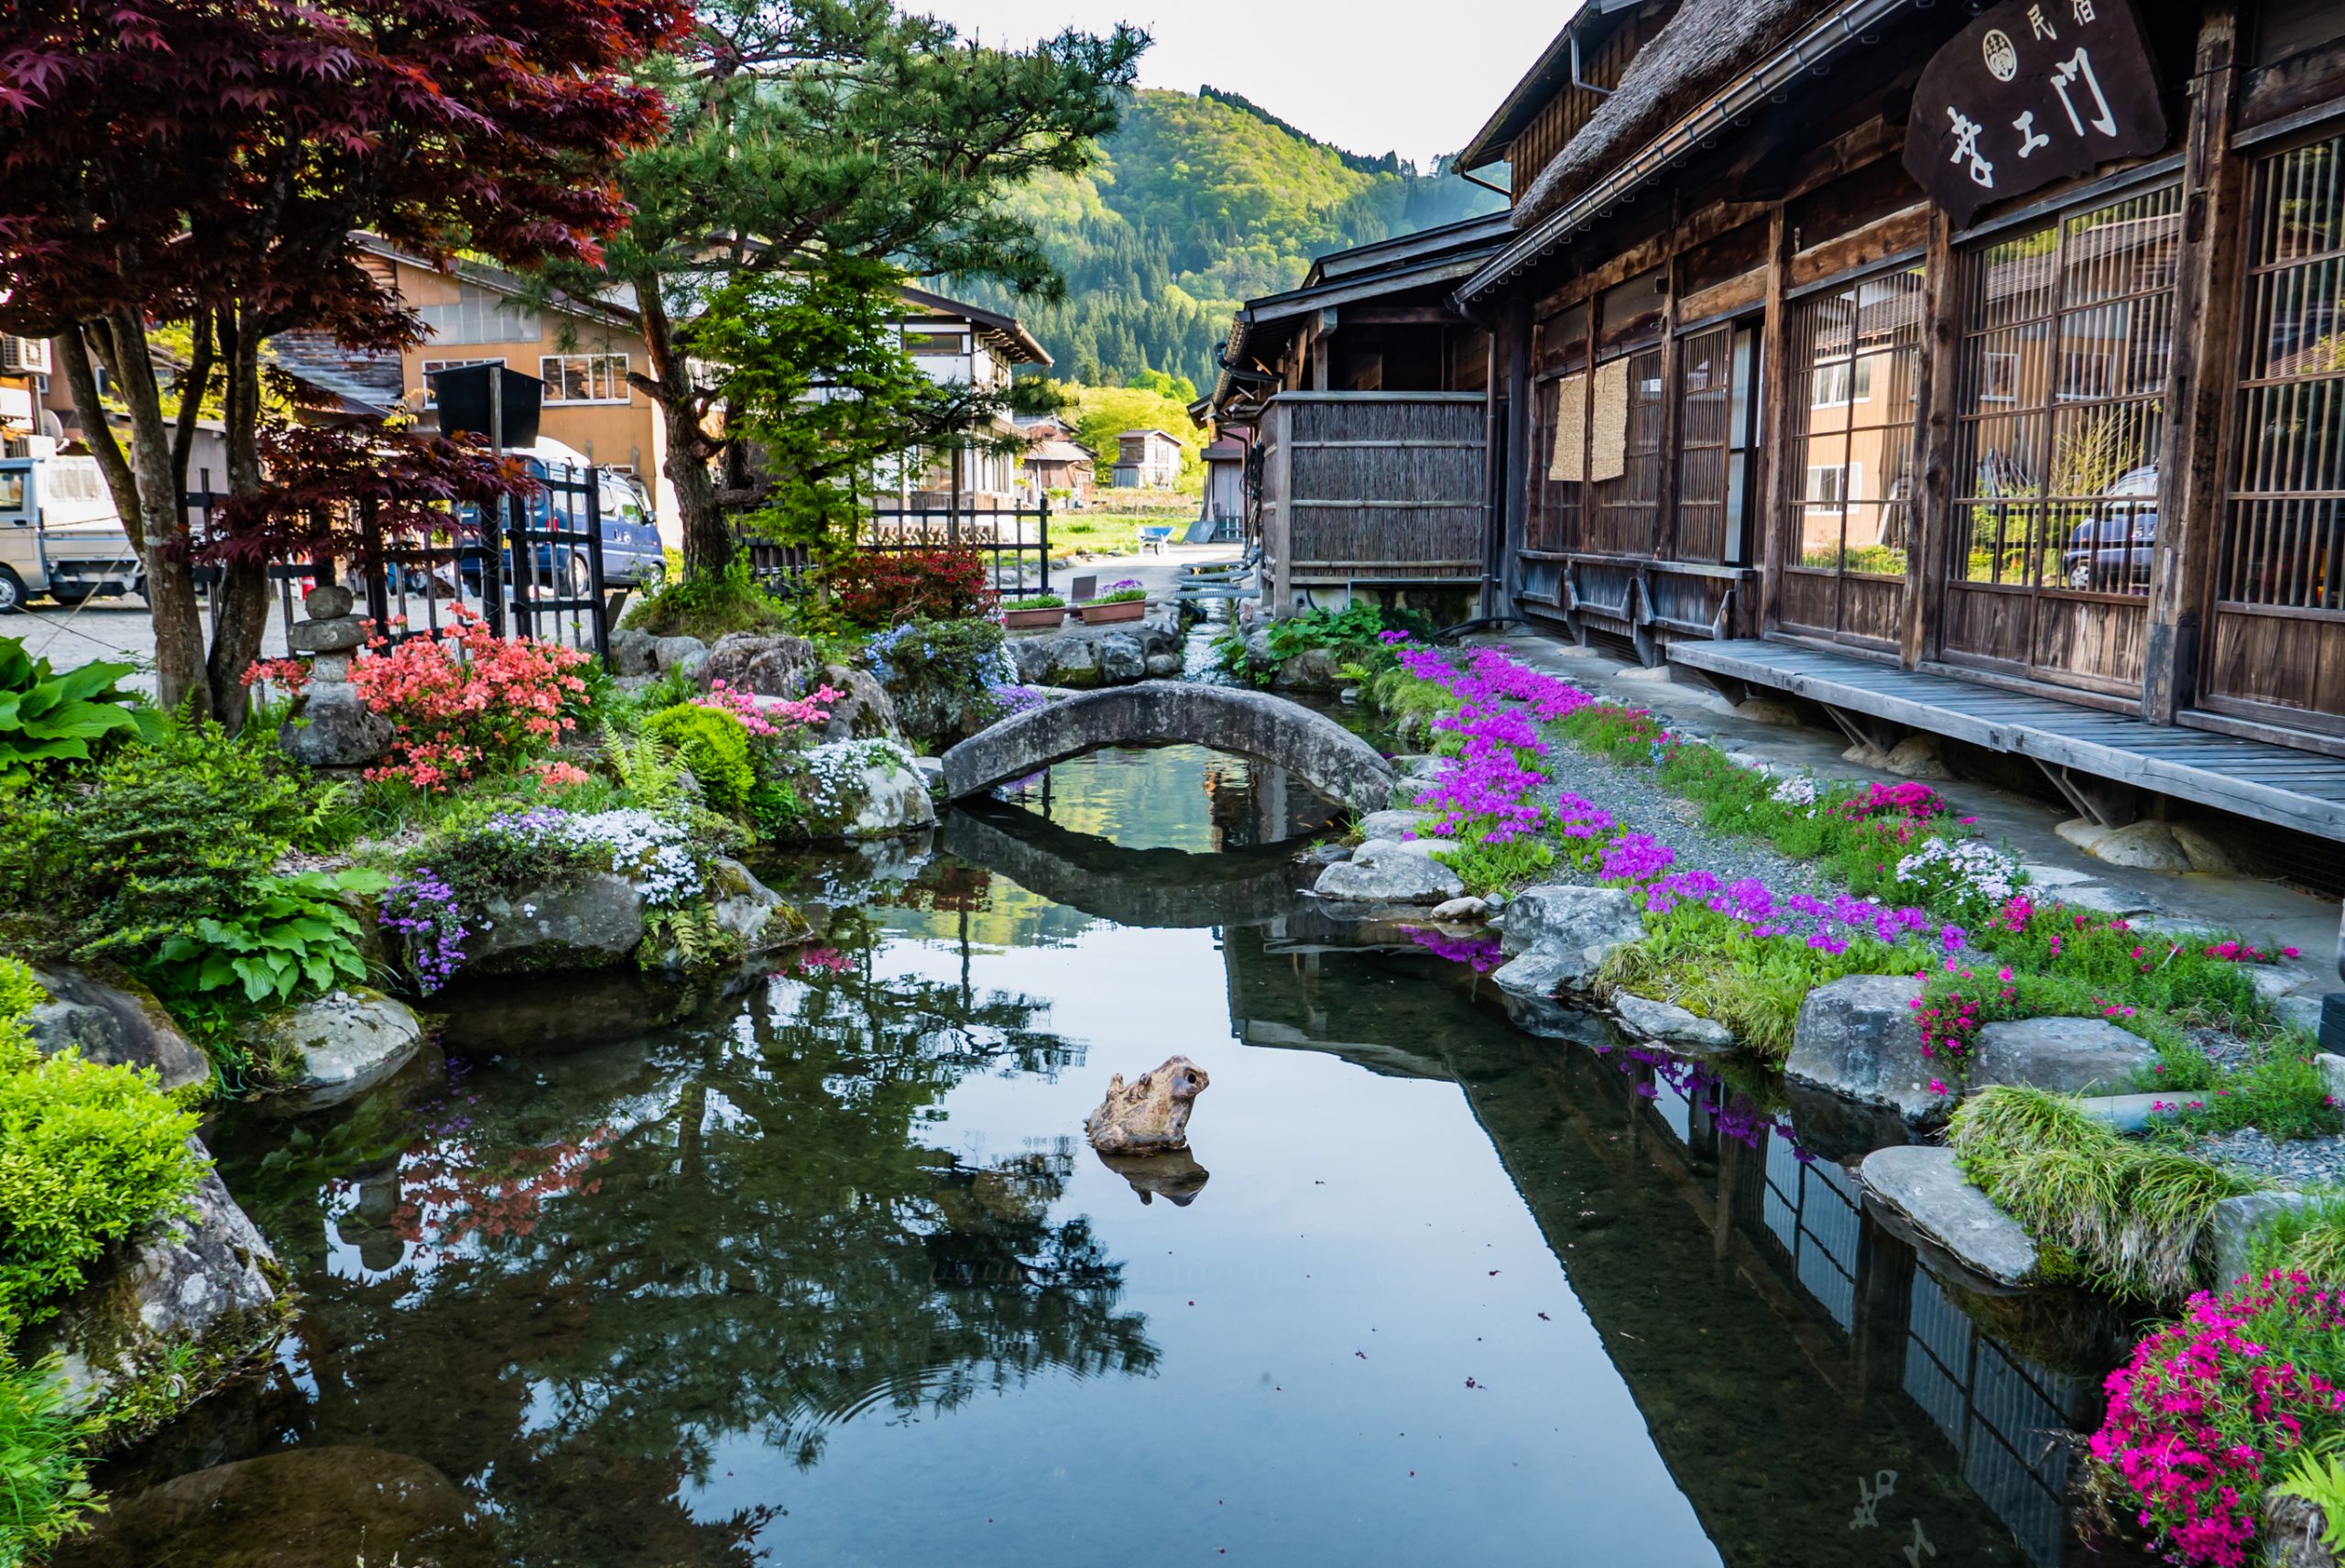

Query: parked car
[
  {"left": 0, "top": 454, "right": 143, "bottom": 613},
  {"left": 438, "top": 455, "right": 662, "bottom": 598},
  {"left": 2059, "top": 465, "right": 2158, "bottom": 593}
]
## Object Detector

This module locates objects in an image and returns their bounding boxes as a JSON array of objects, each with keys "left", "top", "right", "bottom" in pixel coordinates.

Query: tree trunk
[
  {"left": 75, "top": 315, "right": 211, "bottom": 721},
  {"left": 205, "top": 308, "right": 271, "bottom": 734},
  {"left": 636, "top": 281, "right": 732, "bottom": 578}
]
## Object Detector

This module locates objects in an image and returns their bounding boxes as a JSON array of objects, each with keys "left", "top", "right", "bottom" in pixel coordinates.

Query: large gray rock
[
  {"left": 1612, "top": 991, "right": 1734, "bottom": 1051},
  {"left": 2267, "top": 1491, "right": 2341, "bottom": 1568},
  {"left": 1861, "top": 1144, "right": 2039, "bottom": 1287},
  {"left": 2210, "top": 1191, "right": 2312, "bottom": 1289},
  {"left": 777, "top": 739, "right": 938, "bottom": 843},
  {"left": 28, "top": 1145, "right": 286, "bottom": 1419},
  {"left": 1784, "top": 974, "right": 1940, "bottom": 1122},
  {"left": 1097, "top": 633, "right": 1146, "bottom": 684},
  {"left": 698, "top": 856, "right": 812, "bottom": 958},
  {"left": 1489, "top": 884, "right": 1645, "bottom": 998},
  {"left": 26, "top": 964, "right": 211, "bottom": 1094},
  {"left": 246, "top": 988, "right": 423, "bottom": 1109},
  {"left": 652, "top": 635, "right": 708, "bottom": 677},
  {"left": 1274, "top": 646, "right": 1346, "bottom": 692},
  {"left": 805, "top": 666, "right": 902, "bottom": 743},
  {"left": 1313, "top": 838, "right": 1464, "bottom": 904},
  {"left": 608, "top": 626, "right": 659, "bottom": 677},
  {"left": 941, "top": 681, "right": 1397, "bottom": 816},
  {"left": 1354, "top": 808, "right": 1430, "bottom": 842},
  {"left": 2056, "top": 817, "right": 2194, "bottom": 873},
  {"left": 702, "top": 631, "right": 821, "bottom": 694},
  {"left": 463, "top": 872, "right": 645, "bottom": 975},
  {"left": 1969, "top": 1016, "right": 2158, "bottom": 1096},
  {"left": 57, "top": 1445, "right": 492, "bottom": 1568}
]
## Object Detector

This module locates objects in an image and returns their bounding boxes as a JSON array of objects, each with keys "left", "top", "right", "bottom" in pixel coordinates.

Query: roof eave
[{"left": 1456, "top": 0, "right": 1917, "bottom": 306}]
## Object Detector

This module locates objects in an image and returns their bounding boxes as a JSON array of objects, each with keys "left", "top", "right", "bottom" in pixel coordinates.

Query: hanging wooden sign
[{"left": 1902, "top": 0, "right": 2167, "bottom": 229}]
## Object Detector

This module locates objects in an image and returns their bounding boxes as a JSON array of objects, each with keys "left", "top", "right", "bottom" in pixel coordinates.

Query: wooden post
[
  {"left": 1755, "top": 208, "right": 1794, "bottom": 639},
  {"left": 2143, "top": 3, "right": 2243, "bottom": 726},
  {"left": 1906, "top": 209, "right": 1963, "bottom": 670},
  {"left": 1653, "top": 252, "right": 1684, "bottom": 568},
  {"left": 1270, "top": 400, "right": 1295, "bottom": 617},
  {"left": 1500, "top": 297, "right": 1532, "bottom": 619}
]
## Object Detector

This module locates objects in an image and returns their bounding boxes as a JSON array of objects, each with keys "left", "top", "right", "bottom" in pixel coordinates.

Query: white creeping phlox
[
  {"left": 480, "top": 806, "right": 706, "bottom": 907},
  {"left": 1892, "top": 837, "right": 2023, "bottom": 908},
  {"left": 799, "top": 739, "right": 916, "bottom": 818},
  {"left": 1770, "top": 776, "right": 1818, "bottom": 811}
]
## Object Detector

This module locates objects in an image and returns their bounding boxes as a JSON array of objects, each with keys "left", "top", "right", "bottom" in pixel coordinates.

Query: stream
[{"left": 60, "top": 739, "right": 2151, "bottom": 1568}]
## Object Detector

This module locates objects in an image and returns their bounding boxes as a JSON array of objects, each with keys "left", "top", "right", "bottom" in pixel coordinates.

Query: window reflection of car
[{"left": 2060, "top": 465, "right": 2158, "bottom": 593}]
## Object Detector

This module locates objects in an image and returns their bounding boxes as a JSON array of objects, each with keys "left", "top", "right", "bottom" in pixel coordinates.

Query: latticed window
[
  {"left": 2223, "top": 135, "right": 2345, "bottom": 612},
  {"left": 540, "top": 353, "right": 630, "bottom": 404},
  {"left": 1783, "top": 268, "right": 1924, "bottom": 579},
  {"left": 1952, "top": 183, "right": 2180, "bottom": 596}
]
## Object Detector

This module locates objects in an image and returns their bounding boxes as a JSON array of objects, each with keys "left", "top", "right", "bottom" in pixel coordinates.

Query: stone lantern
[{"left": 278, "top": 584, "right": 392, "bottom": 768}]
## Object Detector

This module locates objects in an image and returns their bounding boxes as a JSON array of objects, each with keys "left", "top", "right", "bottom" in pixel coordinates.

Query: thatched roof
[{"left": 1511, "top": 0, "right": 1824, "bottom": 234}]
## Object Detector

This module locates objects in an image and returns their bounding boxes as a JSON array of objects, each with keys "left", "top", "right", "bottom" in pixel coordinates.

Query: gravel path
[
  {"left": 1518, "top": 728, "right": 1842, "bottom": 905},
  {"left": 2189, "top": 1127, "right": 2345, "bottom": 1190}
]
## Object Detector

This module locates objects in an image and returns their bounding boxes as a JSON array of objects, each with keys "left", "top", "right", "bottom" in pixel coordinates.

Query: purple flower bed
[{"left": 381, "top": 867, "right": 469, "bottom": 994}]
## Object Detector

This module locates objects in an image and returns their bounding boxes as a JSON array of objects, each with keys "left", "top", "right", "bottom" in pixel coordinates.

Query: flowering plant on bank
[
  {"left": 471, "top": 806, "right": 706, "bottom": 906},
  {"left": 2090, "top": 1270, "right": 2345, "bottom": 1567},
  {"left": 348, "top": 607, "right": 590, "bottom": 789},
  {"left": 1892, "top": 837, "right": 2025, "bottom": 923}
]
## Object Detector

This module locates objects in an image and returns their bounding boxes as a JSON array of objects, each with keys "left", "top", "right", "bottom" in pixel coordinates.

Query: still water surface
[{"left": 70, "top": 744, "right": 2140, "bottom": 1567}]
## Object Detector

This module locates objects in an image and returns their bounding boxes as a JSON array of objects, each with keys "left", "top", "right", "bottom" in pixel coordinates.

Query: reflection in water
[
  {"left": 72, "top": 742, "right": 2146, "bottom": 1568},
  {"left": 1096, "top": 1147, "right": 1212, "bottom": 1207}
]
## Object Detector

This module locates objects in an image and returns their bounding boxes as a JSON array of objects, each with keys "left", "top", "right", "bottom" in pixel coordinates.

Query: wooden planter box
[
  {"left": 1078, "top": 598, "right": 1148, "bottom": 625},
  {"left": 1002, "top": 605, "right": 1067, "bottom": 630}
]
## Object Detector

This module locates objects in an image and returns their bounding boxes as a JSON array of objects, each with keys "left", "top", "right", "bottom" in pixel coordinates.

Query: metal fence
[
  {"left": 191, "top": 463, "right": 616, "bottom": 668},
  {"left": 739, "top": 502, "right": 1053, "bottom": 598}
]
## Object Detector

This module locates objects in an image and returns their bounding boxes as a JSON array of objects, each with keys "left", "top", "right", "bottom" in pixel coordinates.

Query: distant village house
[{"left": 1113, "top": 428, "right": 1185, "bottom": 489}]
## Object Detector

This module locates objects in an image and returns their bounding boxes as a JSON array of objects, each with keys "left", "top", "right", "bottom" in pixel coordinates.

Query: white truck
[{"left": 0, "top": 454, "right": 143, "bottom": 613}]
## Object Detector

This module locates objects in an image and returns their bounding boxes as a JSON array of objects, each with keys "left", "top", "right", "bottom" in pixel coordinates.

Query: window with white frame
[{"left": 540, "top": 353, "right": 630, "bottom": 404}]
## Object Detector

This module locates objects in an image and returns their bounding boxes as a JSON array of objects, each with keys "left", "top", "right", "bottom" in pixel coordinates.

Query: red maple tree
[{"left": 0, "top": 0, "right": 686, "bottom": 724}]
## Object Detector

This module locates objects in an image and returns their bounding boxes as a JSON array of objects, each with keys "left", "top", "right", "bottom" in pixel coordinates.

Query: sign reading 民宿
[{"left": 1903, "top": 0, "right": 2167, "bottom": 229}]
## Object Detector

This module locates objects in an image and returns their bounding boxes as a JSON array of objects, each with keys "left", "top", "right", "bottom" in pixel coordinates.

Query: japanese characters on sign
[{"left": 1902, "top": 0, "right": 2167, "bottom": 229}]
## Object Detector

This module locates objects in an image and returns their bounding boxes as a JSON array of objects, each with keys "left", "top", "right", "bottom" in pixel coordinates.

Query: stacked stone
[{"left": 279, "top": 584, "right": 393, "bottom": 768}]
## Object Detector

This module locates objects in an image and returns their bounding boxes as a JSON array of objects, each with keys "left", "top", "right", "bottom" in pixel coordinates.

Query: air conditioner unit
[{"left": 0, "top": 338, "right": 51, "bottom": 376}]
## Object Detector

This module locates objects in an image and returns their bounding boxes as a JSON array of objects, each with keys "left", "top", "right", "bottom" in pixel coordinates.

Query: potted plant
[
  {"left": 1078, "top": 580, "right": 1149, "bottom": 626},
  {"left": 1001, "top": 593, "right": 1068, "bottom": 630}
]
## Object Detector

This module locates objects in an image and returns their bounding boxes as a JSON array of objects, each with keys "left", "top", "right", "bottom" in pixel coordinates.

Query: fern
[
  {"left": 2274, "top": 1443, "right": 2345, "bottom": 1551},
  {"left": 642, "top": 903, "right": 740, "bottom": 975},
  {"left": 605, "top": 730, "right": 686, "bottom": 811}
]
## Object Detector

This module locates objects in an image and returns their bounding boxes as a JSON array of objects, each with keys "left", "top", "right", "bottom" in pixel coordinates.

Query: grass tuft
[{"left": 1950, "top": 1085, "right": 2259, "bottom": 1300}]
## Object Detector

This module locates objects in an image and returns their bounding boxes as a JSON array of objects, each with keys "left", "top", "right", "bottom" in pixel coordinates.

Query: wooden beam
[
  {"left": 1905, "top": 209, "right": 1960, "bottom": 670},
  {"left": 1340, "top": 306, "right": 1466, "bottom": 325},
  {"left": 1756, "top": 207, "right": 1794, "bottom": 639},
  {"left": 2143, "top": 4, "right": 2243, "bottom": 726}
]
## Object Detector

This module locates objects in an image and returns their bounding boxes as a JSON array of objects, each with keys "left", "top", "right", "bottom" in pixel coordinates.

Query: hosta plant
[
  {"left": 0, "top": 638, "right": 153, "bottom": 789},
  {"left": 143, "top": 868, "right": 390, "bottom": 1007}
]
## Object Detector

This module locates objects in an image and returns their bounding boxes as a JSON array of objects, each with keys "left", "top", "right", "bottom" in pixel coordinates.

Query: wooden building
[
  {"left": 1205, "top": 213, "right": 1507, "bottom": 614},
  {"left": 1445, "top": 0, "right": 2345, "bottom": 841},
  {"left": 1111, "top": 429, "right": 1187, "bottom": 490}
]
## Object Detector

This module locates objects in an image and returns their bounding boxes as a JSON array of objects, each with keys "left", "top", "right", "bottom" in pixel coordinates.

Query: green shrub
[
  {"left": 0, "top": 638, "right": 155, "bottom": 790},
  {"left": 1003, "top": 593, "right": 1065, "bottom": 610},
  {"left": 642, "top": 703, "right": 757, "bottom": 815},
  {"left": 0, "top": 717, "right": 311, "bottom": 964},
  {"left": 620, "top": 559, "right": 791, "bottom": 641},
  {"left": 0, "top": 1051, "right": 204, "bottom": 1336},
  {"left": 0, "top": 961, "right": 39, "bottom": 1068},
  {"left": 0, "top": 1355, "right": 97, "bottom": 1564},
  {"left": 1430, "top": 834, "right": 1555, "bottom": 896},
  {"left": 1949, "top": 1086, "right": 2257, "bottom": 1300}
]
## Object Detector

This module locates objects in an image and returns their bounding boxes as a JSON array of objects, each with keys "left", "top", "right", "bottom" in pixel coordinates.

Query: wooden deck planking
[{"left": 1667, "top": 638, "right": 2345, "bottom": 833}]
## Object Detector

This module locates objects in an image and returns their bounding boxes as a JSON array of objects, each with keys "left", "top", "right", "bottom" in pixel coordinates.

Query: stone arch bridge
[{"left": 939, "top": 681, "right": 1396, "bottom": 816}]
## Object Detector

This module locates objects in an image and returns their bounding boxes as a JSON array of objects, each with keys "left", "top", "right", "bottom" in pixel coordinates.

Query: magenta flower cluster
[{"left": 2091, "top": 1270, "right": 2345, "bottom": 1567}]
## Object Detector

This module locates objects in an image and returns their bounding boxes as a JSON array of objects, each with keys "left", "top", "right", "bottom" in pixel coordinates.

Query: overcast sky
[{"left": 918, "top": 1, "right": 1569, "bottom": 169}]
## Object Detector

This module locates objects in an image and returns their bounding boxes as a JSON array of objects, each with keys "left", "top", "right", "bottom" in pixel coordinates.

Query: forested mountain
[{"left": 963, "top": 87, "right": 1504, "bottom": 392}]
